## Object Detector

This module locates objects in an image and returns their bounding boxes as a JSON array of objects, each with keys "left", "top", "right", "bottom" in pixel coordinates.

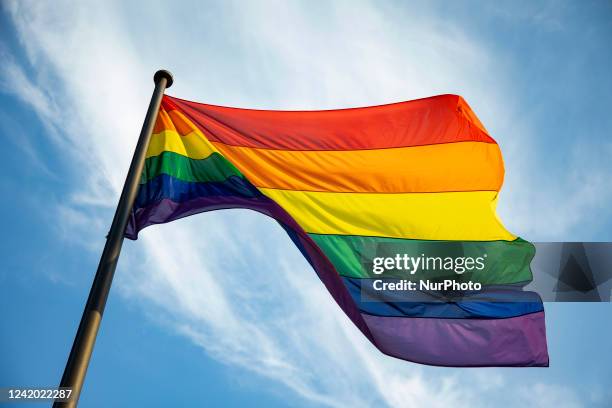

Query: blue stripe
[
  {"left": 342, "top": 277, "right": 544, "bottom": 319},
  {"left": 135, "top": 174, "right": 262, "bottom": 209}
]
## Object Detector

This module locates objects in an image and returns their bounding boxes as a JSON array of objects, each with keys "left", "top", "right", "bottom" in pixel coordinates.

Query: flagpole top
[{"left": 154, "top": 69, "right": 173, "bottom": 88}]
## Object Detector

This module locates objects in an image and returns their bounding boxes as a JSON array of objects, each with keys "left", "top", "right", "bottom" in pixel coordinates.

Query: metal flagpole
[{"left": 53, "top": 70, "right": 173, "bottom": 407}]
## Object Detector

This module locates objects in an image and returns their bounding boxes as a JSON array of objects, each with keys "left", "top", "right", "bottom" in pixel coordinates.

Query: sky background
[{"left": 1, "top": 0, "right": 611, "bottom": 407}]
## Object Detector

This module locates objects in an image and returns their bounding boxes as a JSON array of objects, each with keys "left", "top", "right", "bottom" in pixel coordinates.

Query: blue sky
[{"left": 1, "top": 1, "right": 611, "bottom": 407}]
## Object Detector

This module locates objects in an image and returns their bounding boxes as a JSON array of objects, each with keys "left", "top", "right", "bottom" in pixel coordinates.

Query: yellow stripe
[
  {"left": 260, "top": 189, "right": 515, "bottom": 241},
  {"left": 146, "top": 129, "right": 218, "bottom": 159}
]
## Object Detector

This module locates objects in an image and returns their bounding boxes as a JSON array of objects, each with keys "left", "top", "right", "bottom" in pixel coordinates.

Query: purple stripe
[{"left": 363, "top": 311, "right": 549, "bottom": 367}]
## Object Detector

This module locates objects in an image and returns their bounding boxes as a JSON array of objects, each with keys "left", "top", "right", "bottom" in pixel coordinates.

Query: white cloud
[
  {"left": 518, "top": 383, "right": 582, "bottom": 408},
  {"left": 2, "top": 0, "right": 600, "bottom": 406}
]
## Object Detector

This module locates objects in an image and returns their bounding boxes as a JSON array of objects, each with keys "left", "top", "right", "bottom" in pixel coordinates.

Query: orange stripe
[
  {"left": 211, "top": 141, "right": 504, "bottom": 193},
  {"left": 153, "top": 107, "right": 198, "bottom": 136}
]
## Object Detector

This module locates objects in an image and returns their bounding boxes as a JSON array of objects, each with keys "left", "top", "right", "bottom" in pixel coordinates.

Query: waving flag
[{"left": 126, "top": 94, "right": 548, "bottom": 367}]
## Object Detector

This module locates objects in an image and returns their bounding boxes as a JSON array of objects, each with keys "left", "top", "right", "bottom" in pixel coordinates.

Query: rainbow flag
[{"left": 126, "top": 94, "right": 548, "bottom": 367}]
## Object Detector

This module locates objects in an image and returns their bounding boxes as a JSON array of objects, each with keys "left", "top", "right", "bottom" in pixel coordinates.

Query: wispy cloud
[{"left": 2, "top": 0, "right": 605, "bottom": 406}]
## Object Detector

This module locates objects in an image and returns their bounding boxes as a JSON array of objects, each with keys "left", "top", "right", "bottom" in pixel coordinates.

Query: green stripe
[
  {"left": 140, "top": 151, "right": 244, "bottom": 184},
  {"left": 309, "top": 234, "right": 535, "bottom": 285}
]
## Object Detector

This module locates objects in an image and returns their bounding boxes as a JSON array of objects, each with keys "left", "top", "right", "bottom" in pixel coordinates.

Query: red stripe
[{"left": 162, "top": 94, "right": 495, "bottom": 151}]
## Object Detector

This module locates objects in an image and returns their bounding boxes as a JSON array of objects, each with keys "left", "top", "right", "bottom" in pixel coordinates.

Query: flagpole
[{"left": 53, "top": 70, "right": 173, "bottom": 408}]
